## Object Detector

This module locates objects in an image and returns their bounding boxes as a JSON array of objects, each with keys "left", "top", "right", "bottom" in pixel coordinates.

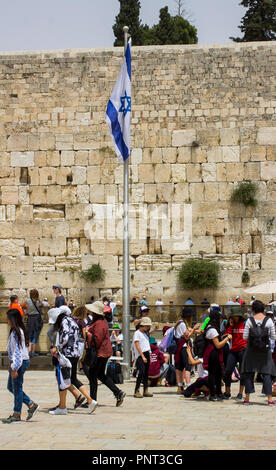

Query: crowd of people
[{"left": 3, "top": 285, "right": 276, "bottom": 424}]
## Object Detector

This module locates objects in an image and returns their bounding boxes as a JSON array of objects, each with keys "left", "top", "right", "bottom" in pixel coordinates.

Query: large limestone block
[
  {"left": 56, "top": 133, "right": 74, "bottom": 150},
  {"left": 136, "top": 254, "right": 171, "bottom": 271},
  {"left": 90, "top": 184, "right": 105, "bottom": 203},
  {"left": 143, "top": 148, "right": 162, "bottom": 164},
  {"left": 130, "top": 183, "right": 145, "bottom": 203},
  {"left": 29, "top": 186, "right": 47, "bottom": 204},
  {"left": 87, "top": 166, "right": 102, "bottom": 184},
  {"left": 39, "top": 167, "right": 56, "bottom": 185},
  {"left": 222, "top": 146, "right": 240, "bottom": 162},
  {"left": 186, "top": 164, "right": 202, "bottom": 182},
  {"left": 1, "top": 186, "right": 19, "bottom": 205},
  {"left": 11, "top": 151, "right": 34, "bottom": 167},
  {"left": 222, "top": 235, "right": 252, "bottom": 254},
  {"left": 47, "top": 151, "right": 60, "bottom": 167},
  {"left": 190, "top": 236, "right": 216, "bottom": 254},
  {"left": 261, "top": 162, "right": 276, "bottom": 180},
  {"left": 7, "top": 134, "right": 28, "bottom": 151},
  {"left": 172, "top": 129, "right": 196, "bottom": 147},
  {"left": 40, "top": 133, "right": 55, "bottom": 151},
  {"left": 204, "top": 254, "right": 242, "bottom": 270},
  {"left": 261, "top": 253, "right": 276, "bottom": 270},
  {"left": 247, "top": 254, "right": 261, "bottom": 270},
  {"left": 202, "top": 163, "right": 217, "bottom": 182},
  {"left": 171, "top": 164, "right": 186, "bottom": 182},
  {"left": 220, "top": 128, "right": 240, "bottom": 146},
  {"left": 177, "top": 147, "right": 191, "bottom": 163},
  {"left": 0, "top": 222, "right": 12, "bottom": 238},
  {"left": 207, "top": 147, "right": 223, "bottom": 163},
  {"left": 197, "top": 129, "right": 220, "bottom": 146},
  {"left": 257, "top": 127, "right": 276, "bottom": 145},
  {"left": 41, "top": 220, "right": 69, "bottom": 238},
  {"left": 139, "top": 164, "right": 154, "bottom": 183},
  {"left": 226, "top": 163, "right": 244, "bottom": 182},
  {"left": 156, "top": 183, "right": 174, "bottom": 202},
  {"left": 0, "top": 239, "right": 25, "bottom": 256},
  {"left": 46, "top": 186, "right": 62, "bottom": 205},
  {"left": 189, "top": 183, "right": 204, "bottom": 202},
  {"left": 12, "top": 221, "right": 42, "bottom": 238},
  {"left": 55, "top": 256, "right": 81, "bottom": 271},
  {"left": 162, "top": 148, "right": 177, "bottom": 163},
  {"left": 174, "top": 183, "right": 189, "bottom": 202},
  {"left": 144, "top": 184, "right": 157, "bottom": 203},
  {"left": 249, "top": 145, "right": 266, "bottom": 161},
  {"left": 60, "top": 150, "right": 75, "bottom": 166},
  {"left": 39, "top": 238, "right": 67, "bottom": 256},
  {"left": 33, "top": 256, "right": 55, "bottom": 272},
  {"left": 72, "top": 166, "right": 87, "bottom": 185},
  {"left": 155, "top": 163, "right": 171, "bottom": 183}
]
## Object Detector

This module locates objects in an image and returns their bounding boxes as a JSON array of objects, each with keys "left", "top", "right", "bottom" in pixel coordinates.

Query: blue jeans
[{"left": 7, "top": 360, "right": 32, "bottom": 414}]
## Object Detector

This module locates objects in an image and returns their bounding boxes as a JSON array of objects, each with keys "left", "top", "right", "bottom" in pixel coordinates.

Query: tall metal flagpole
[{"left": 122, "top": 25, "right": 130, "bottom": 380}]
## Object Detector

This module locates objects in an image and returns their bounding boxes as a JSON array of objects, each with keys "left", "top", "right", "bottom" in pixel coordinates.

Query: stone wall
[{"left": 0, "top": 42, "right": 275, "bottom": 307}]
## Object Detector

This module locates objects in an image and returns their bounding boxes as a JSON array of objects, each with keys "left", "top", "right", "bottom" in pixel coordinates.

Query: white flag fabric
[{"left": 106, "top": 41, "right": 131, "bottom": 163}]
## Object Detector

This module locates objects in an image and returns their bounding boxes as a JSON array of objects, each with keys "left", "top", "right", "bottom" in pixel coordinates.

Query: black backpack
[
  {"left": 165, "top": 364, "right": 177, "bottom": 386},
  {"left": 193, "top": 332, "right": 207, "bottom": 358},
  {"left": 106, "top": 361, "right": 124, "bottom": 384},
  {"left": 249, "top": 316, "right": 270, "bottom": 352}
]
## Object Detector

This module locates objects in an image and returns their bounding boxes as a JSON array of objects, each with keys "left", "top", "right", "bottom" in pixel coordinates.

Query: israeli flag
[{"left": 106, "top": 41, "right": 131, "bottom": 163}]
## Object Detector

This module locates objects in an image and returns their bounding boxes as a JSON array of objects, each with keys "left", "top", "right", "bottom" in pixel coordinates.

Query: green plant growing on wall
[
  {"left": 230, "top": 181, "right": 258, "bottom": 207},
  {"left": 0, "top": 273, "right": 5, "bottom": 287},
  {"left": 178, "top": 258, "right": 220, "bottom": 289},
  {"left": 79, "top": 264, "right": 106, "bottom": 284},
  {"left": 242, "top": 270, "right": 250, "bottom": 284}
]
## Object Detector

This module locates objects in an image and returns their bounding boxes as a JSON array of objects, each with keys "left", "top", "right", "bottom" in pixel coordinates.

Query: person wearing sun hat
[
  {"left": 85, "top": 302, "right": 126, "bottom": 408},
  {"left": 132, "top": 316, "right": 153, "bottom": 398}
]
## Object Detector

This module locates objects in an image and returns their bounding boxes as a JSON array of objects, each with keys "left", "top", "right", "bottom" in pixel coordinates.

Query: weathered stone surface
[{"left": 0, "top": 43, "right": 275, "bottom": 301}]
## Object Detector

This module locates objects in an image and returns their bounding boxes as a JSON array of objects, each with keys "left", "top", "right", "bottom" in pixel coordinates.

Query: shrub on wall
[
  {"left": 80, "top": 264, "right": 105, "bottom": 284},
  {"left": 178, "top": 259, "right": 220, "bottom": 289},
  {"left": 230, "top": 181, "right": 258, "bottom": 207},
  {"left": 242, "top": 270, "right": 250, "bottom": 284},
  {"left": 0, "top": 273, "right": 5, "bottom": 287}
]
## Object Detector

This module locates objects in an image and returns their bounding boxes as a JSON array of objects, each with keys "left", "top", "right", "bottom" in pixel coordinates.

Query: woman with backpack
[
  {"left": 23, "top": 289, "right": 44, "bottom": 357},
  {"left": 223, "top": 306, "right": 247, "bottom": 400},
  {"left": 203, "top": 307, "right": 232, "bottom": 401},
  {"left": 241, "top": 300, "right": 276, "bottom": 405},
  {"left": 49, "top": 309, "right": 95, "bottom": 415}
]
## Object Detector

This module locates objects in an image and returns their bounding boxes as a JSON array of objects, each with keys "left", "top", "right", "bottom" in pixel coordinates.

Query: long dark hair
[
  {"left": 54, "top": 313, "right": 67, "bottom": 331},
  {"left": 205, "top": 310, "right": 222, "bottom": 340},
  {"left": 7, "top": 309, "right": 29, "bottom": 347}
]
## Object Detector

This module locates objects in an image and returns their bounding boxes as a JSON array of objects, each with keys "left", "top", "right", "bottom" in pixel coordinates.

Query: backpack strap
[
  {"left": 261, "top": 316, "right": 270, "bottom": 328},
  {"left": 174, "top": 320, "right": 184, "bottom": 332},
  {"left": 249, "top": 316, "right": 257, "bottom": 328}
]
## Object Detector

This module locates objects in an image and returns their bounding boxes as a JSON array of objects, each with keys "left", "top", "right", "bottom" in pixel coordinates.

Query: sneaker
[
  {"left": 48, "top": 405, "right": 59, "bottom": 412},
  {"left": 26, "top": 403, "right": 39, "bottom": 421},
  {"left": 235, "top": 393, "right": 243, "bottom": 400},
  {"left": 74, "top": 395, "right": 86, "bottom": 409},
  {"left": 143, "top": 389, "right": 153, "bottom": 397},
  {"left": 268, "top": 401, "right": 276, "bottom": 406},
  {"left": 134, "top": 390, "right": 143, "bottom": 398},
  {"left": 2, "top": 415, "right": 21, "bottom": 424},
  {"left": 223, "top": 393, "right": 231, "bottom": 400},
  {"left": 88, "top": 400, "right": 98, "bottom": 414},
  {"left": 243, "top": 400, "right": 250, "bottom": 405},
  {"left": 116, "top": 391, "right": 126, "bottom": 407},
  {"left": 177, "top": 386, "right": 184, "bottom": 395},
  {"left": 49, "top": 407, "right": 67, "bottom": 415},
  {"left": 209, "top": 395, "right": 223, "bottom": 402},
  {"left": 80, "top": 401, "right": 89, "bottom": 408}
]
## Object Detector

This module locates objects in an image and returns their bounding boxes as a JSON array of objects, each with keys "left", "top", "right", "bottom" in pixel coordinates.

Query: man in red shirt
[{"left": 223, "top": 306, "right": 247, "bottom": 400}]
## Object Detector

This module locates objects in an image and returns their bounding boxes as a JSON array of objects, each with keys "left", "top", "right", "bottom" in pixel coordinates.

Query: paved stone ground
[{"left": 1, "top": 370, "right": 276, "bottom": 450}]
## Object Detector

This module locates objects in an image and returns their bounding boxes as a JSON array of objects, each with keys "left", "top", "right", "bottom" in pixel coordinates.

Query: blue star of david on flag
[
  {"left": 106, "top": 41, "right": 131, "bottom": 163},
  {"left": 119, "top": 91, "right": 131, "bottom": 117}
]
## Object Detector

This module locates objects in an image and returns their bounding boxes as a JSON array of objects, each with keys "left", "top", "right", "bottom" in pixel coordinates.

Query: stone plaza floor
[{"left": 1, "top": 369, "right": 276, "bottom": 450}]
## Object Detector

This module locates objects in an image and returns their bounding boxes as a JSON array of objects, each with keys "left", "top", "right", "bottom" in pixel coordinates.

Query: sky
[{"left": 0, "top": 0, "right": 245, "bottom": 52}]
